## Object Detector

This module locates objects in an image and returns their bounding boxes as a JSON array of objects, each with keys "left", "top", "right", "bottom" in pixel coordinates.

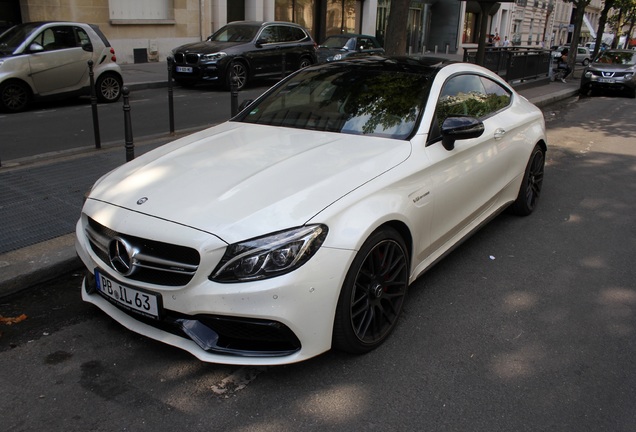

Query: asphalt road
[
  {"left": 0, "top": 83, "right": 269, "bottom": 162},
  {"left": 1, "top": 94, "right": 635, "bottom": 431}
]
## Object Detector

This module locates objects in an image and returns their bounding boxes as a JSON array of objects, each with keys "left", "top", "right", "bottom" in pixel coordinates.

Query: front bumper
[{"left": 75, "top": 211, "right": 355, "bottom": 366}]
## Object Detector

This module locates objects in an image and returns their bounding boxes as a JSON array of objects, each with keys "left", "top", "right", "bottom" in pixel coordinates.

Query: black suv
[{"left": 171, "top": 21, "right": 316, "bottom": 90}]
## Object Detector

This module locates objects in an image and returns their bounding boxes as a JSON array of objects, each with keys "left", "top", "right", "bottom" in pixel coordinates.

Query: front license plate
[
  {"left": 95, "top": 269, "right": 161, "bottom": 319},
  {"left": 599, "top": 78, "right": 615, "bottom": 83},
  {"left": 176, "top": 66, "right": 193, "bottom": 73}
]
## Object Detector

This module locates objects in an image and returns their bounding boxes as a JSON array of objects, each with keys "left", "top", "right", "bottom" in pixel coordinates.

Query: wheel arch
[{"left": 0, "top": 77, "right": 35, "bottom": 95}]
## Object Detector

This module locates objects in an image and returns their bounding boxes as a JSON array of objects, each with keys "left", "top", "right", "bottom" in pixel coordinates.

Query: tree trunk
[
  {"left": 593, "top": 0, "right": 615, "bottom": 58},
  {"left": 568, "top": 1, "right": 589, "bottom": 69},
  {"left": 384, "top": 0, "right": 411, "bottom": 56}
]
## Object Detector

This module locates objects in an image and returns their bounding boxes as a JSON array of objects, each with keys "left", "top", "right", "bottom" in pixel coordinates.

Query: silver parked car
[
  {"left": 552, "top": 45, "right": 592, "bottom": 66},
  {"left": 580, "top": 49, "right": 636, "bottom": 98},
  {"left": 0, "top": 21, "right": 123, "bottom": 112}
]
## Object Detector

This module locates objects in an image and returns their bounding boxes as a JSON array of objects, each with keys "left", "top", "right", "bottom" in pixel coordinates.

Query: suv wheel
[
  {"left": 96, "top": 73, "right": 123, "bottom": 103},
  {"left": 0, "top": 81, "right": 31, "bottom": 113},
  {"left": 226, "top": 62, "right": 248, "bottom": 91},
  {"left": 299, "top": 56, "right": 313, "bottom": 69}
]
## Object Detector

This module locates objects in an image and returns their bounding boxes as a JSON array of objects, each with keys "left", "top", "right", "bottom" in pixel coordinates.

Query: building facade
[{"left": 1, "top": 0, "right": 607, "bottom": 64}]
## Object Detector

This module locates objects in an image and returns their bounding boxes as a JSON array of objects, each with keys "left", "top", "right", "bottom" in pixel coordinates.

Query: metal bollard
[
  {"left": 87, "top": 60, "right": 101, "bottom": 149},
  {"left": 122, "top": 87, "right": 134, "bottom": 162},
  {"left": 167, "top": 56, "right": 175, "bottom": 134},
  {"left": 230, "top": 75, "right": 239, "bottom": 117}
]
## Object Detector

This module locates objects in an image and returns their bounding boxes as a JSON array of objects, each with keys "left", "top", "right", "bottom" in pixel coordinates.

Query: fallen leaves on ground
[{"left": 0, "top": 314, "right": 28, "bottom": 325}]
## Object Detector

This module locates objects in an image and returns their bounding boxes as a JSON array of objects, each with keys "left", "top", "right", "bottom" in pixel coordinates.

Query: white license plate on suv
[
  {"left": 176, "top": 66, "right": 193, "bottom": 73},
  {"left": 599, "top": 78, "right": 615, "bottom": 83},
  {"left": 95, "top": 269, "right": 161, "bottom": 319}
]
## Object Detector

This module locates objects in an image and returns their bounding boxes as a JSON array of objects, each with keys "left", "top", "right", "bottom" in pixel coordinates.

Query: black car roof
[{"left": 312, "top": 55, "right": 455, "bottom": 74}]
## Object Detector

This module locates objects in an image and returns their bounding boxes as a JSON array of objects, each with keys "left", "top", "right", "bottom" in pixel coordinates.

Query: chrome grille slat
[{"left": 85, "top": 217, "right": 201, "bottom": 286}]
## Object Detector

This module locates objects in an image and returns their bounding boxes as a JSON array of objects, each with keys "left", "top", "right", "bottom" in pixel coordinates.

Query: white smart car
[
  {"left": 0, "top": 21, "right": 122, "bottom": 112},
  {"left": 75, "top": 56, "right": 547, "bottom": 365}
]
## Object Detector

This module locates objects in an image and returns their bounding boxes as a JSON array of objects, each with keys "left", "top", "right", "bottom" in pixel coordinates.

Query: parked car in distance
[
  {"left": 584, "top": 41, "right": 609, "bottom": 52},
  {"left": 171, "top": 21, "right": 317, "bottom": 90},
  {"left": 580, "top": 49, "right": 636, "bottom": 98},
  {"left": 552, "top": 45, "right": 592, "bottom": 65},
  {"left": 0, "top": 21, "right": 122, "bottom": 113},
  {"left": 76, "top": 56, "right": 547, "bottom": 366},
  {"left": 316, "top": 33, "right": 384, "bottom": 63}
]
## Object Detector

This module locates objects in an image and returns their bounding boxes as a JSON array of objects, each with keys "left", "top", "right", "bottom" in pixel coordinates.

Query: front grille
[
  {"left": 173, "top": 52, "right": 199, "bottom": 65},
  {"left": 86, "top": 217, "right": 200, "bottom": 286}
]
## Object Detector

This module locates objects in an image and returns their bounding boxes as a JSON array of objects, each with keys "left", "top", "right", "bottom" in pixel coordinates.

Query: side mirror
[
  {"left": 238, "top": 99, "right": 254, "bottom": 112},
  {"left": 28, "top": 42, "right": 44, "bottom": 53},
  {"left": 82, "top": 42, "right": 93, "bottom": 52},
  {"left": 440, "top": 116, "right": 485, "bottom": 151},
  {"left": 255, "top": 38, "right": 267, "bottom": 48}
]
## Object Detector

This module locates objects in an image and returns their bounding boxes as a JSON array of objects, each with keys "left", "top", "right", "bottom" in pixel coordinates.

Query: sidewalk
[{"left": 0, "top": 59, "right": 582, "bottom": 298}]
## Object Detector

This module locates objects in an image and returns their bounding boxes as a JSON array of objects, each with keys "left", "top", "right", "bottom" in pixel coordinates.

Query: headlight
[
  {"left": 333, "top": 53, "right": 342, "bottom": 61},
  {"left": 210, "top": 225, "right": 328, "bottom": 283},
  {"left": 201, "top": 52, "right": 227, "bottom": 61}
]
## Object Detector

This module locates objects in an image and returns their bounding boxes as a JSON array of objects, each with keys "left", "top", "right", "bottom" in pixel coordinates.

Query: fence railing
[{"left": 462, "top": 47, "right": 552, "bottom": 83}]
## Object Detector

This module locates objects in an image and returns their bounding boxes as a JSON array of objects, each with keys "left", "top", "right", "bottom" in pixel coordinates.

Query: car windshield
[
  {"left": 237, "top": 64, "right": 433, "bottom": 139},
  {"left": 594, "top": 51, "right": 636, "bottom": 65},
  {"left": 321, "top": 36, "right": 351, "bottom": 49},
  {"left": 209, "top": 25, "right": 259, "bottom": 43},
  {"left": 0, "top": 23, "right": 40, "bottom": 54}
]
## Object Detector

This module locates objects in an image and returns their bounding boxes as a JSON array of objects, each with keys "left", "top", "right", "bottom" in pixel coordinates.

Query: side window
[
  {"left": 288, "top": 27, "right": 307, "bottom": 42},
  {"left": 431, "top": 74, "right": 511, "bottom": 143},
  {"left": 76, "top": 27, "right": 90, "bottom": 47},
  {"left": 35, "top": 26, "right": 77, "bottom": 51},
  {"left": 436, "top": 74, "right": 485, "bottom": 124},
  {"left": 259, "top": 27, "right": 277, "bottom": 43},
  {"left": 436, "top": 74, "right": 511, "bottom": 124},
  {"left": 357, "top": 38, "right": 372, "bottom": 50},
  {"left": 479, "top": 77, "right": 511, "bottom": 113}
]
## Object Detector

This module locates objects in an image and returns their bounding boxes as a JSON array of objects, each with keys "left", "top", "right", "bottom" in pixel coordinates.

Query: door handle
[{"left": 494, "top": 128, "right": 506, "bottom": 140}]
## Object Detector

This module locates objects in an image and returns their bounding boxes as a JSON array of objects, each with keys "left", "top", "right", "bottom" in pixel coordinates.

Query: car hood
[
  {"left": 88, "top": 122, "right": 411, "bottom": 244},
  {"left": 173, "top": 40, "right": 246, "bottom": 54},
  {"left": 589, "top": 63, "right": 635, "bottom": 71}
]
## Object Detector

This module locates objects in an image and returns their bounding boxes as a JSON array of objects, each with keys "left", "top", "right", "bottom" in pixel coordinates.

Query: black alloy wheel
[
  {"left": 299, "top": 56, "right": 313, "bottom": 69},
  {"left": 227, "top": 61, "right": 248, "bottom": 90},
  {"left": 0, "top": 81, "right": 30, "bottom": 113},
  {"left": 509, "top": 144, "right": 545, "bottom": 216},
  {"left": 333, "top": 227, "right": 409, "bottom": 354}
]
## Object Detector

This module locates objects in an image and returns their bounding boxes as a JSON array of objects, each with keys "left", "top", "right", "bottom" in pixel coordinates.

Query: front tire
[
  {"left": 0, "top": 80, "right": 31, "bottom": 113},
  {"left": 509, "top": 144, "right": 545, "bottom": 216},
  {"left": 95, "top": 73, "right": 122, "bottom": 103},
  {"left": 226, "top": 61, "right": 248, "bottom": 91},
  {"left": 333, "top": 227, "right": 409, "bottom": 354},
  {"left": 299, "top": 56, "right": 313, "bottom": 69}
]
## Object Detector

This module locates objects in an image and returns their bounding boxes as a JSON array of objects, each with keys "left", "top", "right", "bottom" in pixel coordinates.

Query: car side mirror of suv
[
  {"left": 255, "top": 38, "right": 267, "bottom": 48},
  {"left": 440, "top": 116, "right": 485, "bottom": 151}
]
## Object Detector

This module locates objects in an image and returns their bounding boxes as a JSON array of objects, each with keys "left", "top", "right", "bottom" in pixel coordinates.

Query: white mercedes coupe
[{"left": 76, "top": 56, "right": 547, "bottom": 365}]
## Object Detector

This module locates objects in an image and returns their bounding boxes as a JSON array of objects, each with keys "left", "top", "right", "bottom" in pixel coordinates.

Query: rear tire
[
  {"left": 0, "top": 80, "right": 31, "bottom": 113},
  {"left": 332, "top": 227, "right": 409, "bottom": 354},
  {"left": 96, "top": 73, "right": 122, "bottom": 103},
  {"left": 509, "top": 144, "right": 545, "bottom": 216}
]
